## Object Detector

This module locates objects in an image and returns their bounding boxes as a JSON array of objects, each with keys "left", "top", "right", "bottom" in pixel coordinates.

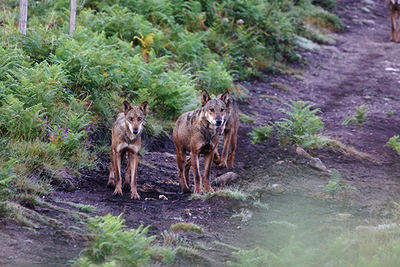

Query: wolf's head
[
  {"left": 200, "top": 90, "right": 230, "bottom": 127},
  {"left": 123, "top": 101, "right": 149, "bottom": 137}
]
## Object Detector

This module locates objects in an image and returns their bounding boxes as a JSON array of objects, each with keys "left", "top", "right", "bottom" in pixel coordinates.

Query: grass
[
  {"left": 170, "top": 222, "right": 204, "bottom": 233},
  {"left": 239, "top": 112, "right": 255, "bottom": 123},
  {"left": 190, "top": 188, "right": 248, "bottom": 201},
  {"left": 61, "top": 201, "right": 96, "bottom": 213},
  {"left": 270, "top": 82, "right": 291, "bottom": 92}
]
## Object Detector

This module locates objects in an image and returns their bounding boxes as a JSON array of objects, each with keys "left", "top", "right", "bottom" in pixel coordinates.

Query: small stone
[
  {"left": 212, "top": 172, "right": 239, "bottom": 186},
  {"left": 275, "top": 160, "right": 284, "bottom": 165},
  {"left": 361, "top": 7, "right": 370, "bottom": 13},
  {"left": 159, "top": 195, "right": 168, "bottom": 201},
  {"left": 269, "top": 183, "right": 285, "bottom": 194},
  {"left": 309, "top": 157, "right": 329, "bottom": 172}
]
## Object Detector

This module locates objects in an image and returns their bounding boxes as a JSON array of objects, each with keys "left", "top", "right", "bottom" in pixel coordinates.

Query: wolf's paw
[
  {"left": 107, "top": 180, "right": 115, "bottom": 188},
  {"left": 131, "top": 191, "right": 141, "bottom": 200},
  {"left": 113, "top": 187, "right": 123, "bottom": 196}
]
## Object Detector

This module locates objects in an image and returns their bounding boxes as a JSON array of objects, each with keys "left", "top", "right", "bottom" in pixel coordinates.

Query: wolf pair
[{"left": 107, "top": 90, "right": 239, "bottom": 199}]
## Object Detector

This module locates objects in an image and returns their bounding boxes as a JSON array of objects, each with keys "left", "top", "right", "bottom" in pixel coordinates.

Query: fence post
[
  {"left": 18, "top": 0, "right": 28, "bottom": 36},
  {"left": 69, "top": 0, "right": 77, "bottom": 36}
]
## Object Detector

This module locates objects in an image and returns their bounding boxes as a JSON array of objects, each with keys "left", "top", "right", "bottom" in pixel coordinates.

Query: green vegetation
[
  {"left": 190, "top": 188, "right": 248, "bottom": 201},
  {"left": 325, "top": 169, "right": 356, "bottom": 198},
  {"left": 61, "top": 201, "right": 96, "bottom": 213},
  {"left": 75, "top": 214, "right": 174, "bottom": 266},
  {"left": 387, "top": 136, "right": 400, "bottom": 156},
  {"left": 342, "top": 105, "right": 369, "bottom": 126},
  {"left": 270, "top": 82, "right": 291, "bottom": 92},
  {"left": 239, "top": 112, "right": 255, "bottom": 123},
  {"left": 250, "top": 100, "right": 326, "bottom": 149},
  {"left": 170, "top": 222, "right": 204, "bottom": 233}
]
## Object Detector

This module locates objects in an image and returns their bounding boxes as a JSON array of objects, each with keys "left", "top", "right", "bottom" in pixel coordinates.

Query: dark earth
[{"left": 2, "top": 0, "right": 400, "bottom": 266}]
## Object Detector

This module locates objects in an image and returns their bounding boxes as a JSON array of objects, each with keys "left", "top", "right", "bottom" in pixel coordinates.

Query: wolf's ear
[
  {"left": 201, "top": 90, "right": 211, "bottom": 106},
  {"left": 220, "top": 91, "right": 230, "bottom": 105},
  {"left": 123, "top": 101, "right": 132, "bottom": 115},
  {"left": 140, "top": 101, "right": 149, "bottom": 115}
]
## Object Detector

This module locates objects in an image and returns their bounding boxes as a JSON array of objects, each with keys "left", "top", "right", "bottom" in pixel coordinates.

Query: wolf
[
  {"left": 213, "top": 94, "right": 239, "bottom": 169},
  {"left": 173, "top": 90, "right": 230, "bottom": 194},
  {"left": 108, "top": 101, "right": 148, "bottom": 199}
]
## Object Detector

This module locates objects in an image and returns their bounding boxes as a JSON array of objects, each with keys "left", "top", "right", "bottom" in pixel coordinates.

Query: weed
[
  {"left": 342, "top": 105, "right": 368, "bottom": 126},
  {"left": 170, "top": 222, "right": 204, "bottom": 233}
]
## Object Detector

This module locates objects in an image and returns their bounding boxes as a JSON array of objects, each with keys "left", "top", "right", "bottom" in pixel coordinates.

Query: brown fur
[
  {"left": 213, "top": 95, "right": 239, "bottom": 169},
  {"left": 173, "top": 90, "right": 230, "bottom": 194},
  {"left": 389, "top": 0, "right": 400, "bottom": 42},
  {"left": 108, "top": 101, "right": 148, "bottom": 199}
]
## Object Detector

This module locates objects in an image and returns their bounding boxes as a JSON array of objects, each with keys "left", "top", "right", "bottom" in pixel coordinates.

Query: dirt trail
[{"left": 2, "top": 0, "right": 400, "bottom": 266}]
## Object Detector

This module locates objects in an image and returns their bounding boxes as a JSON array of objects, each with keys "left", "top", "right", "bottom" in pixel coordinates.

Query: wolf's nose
[
  {"left": 133, "top": 129, "right": 139, "bottom": 134},
  {"left": 216, "top": 120, "right": 222, "bottom": 126}
]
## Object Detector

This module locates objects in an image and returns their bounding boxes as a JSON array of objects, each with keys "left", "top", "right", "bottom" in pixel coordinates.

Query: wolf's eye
[
  {"left": 138, "top": 117, "right": 142, "bottom": 121},
  {"left": 221, "top": 108, "right": 225, "bottom": 112},
  {"left": 209, "top": 108, "right": 215, "bottom": 112},
  {"left": 128, "top": 117, "right": 133, "bottom": 122}
]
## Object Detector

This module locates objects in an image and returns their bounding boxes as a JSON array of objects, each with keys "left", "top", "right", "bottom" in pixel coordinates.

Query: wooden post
[
  {"left": 18, "top": 0, "right": 28, "bottom": 35},
  {"left": 69, "top": 0, "right": 77, "bottom": 36}
]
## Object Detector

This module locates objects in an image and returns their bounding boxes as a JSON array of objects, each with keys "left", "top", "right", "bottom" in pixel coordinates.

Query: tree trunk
[
  {"left": 69, "top": 0, "right": 77, "bottom": 36},
  {"left": 18, "top": 0, "right": 28, "bottom": 35}
]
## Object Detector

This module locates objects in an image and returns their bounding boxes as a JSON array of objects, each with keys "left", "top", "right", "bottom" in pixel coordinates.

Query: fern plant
[
  {"left": 76, "top": 214, "right": 157, "bottom": 266},
  {"left": 342, "top": 105, "right": 368, "bottom": 126},
  {"left": 325, "top": 169, "right": 356, "bottom": 198},
  {"left": 387, "top": 136, "right": 400, "bottom": 156},
  {"left": 250, "top": 101, "right": 325, "bottom": 149}
]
